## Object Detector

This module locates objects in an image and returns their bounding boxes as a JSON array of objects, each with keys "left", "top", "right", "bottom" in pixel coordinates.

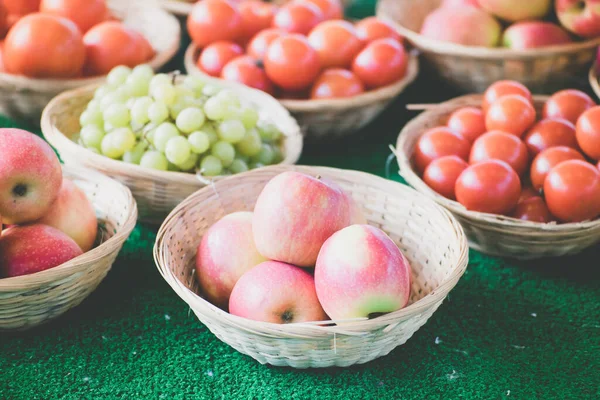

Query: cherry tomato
[
  {"left": 518, "top": 185, "right": 541, "bottom": 202},
  {"left": 542, "top": 89, "right": 595, "bottom": 125},
  {"left": 197, "top": 41, "right": 244, "bottom": 77},
  {"left": 4, "top": 0, "right": 40, "bottom": 15},
  {"left": 511, "top": 196, "right": 553, "bottom": 223},
  {"left": 40, "top": 0, "right": 108, "bottom": 33},
  {"left": 247, "top": 28, "right": 284, "bottom": 61},
  {"left": 272, "top": 1, "right": 324, "bottom": 35},
  {"left": 455, "top": 160, "right": 521, "bottom": 215},
  {"left": 482, "top": 80, "right": 532, "bottom": 114},
  {"left": 523, "top": 118, "right": 579, "bottom": 157},
  {"left": 83, "top": 21, "right": 153, "bottom": 76},
  {"left": 413, "top": 127, "right": 471, "bottom": 173},
  {"left": 575, "top": 106, "right": 600, "bottom": 160},
  {"left": 355, "top": 17, "right": 402, "bottom": 43},
  {"left": 4, "top": 13, "right": 85, "bottom": 78},
  {"left": 221, "top": 55, "right": 274, "bottom": 95},
  {"left": 310, "top": 68, "right": 364, "bottom": 99},
  {"left": 187, "top": 0, "right": 243, "bottom": 48},
  {"left": 485, "top": 94, "right": 536, "bottom": 138},
  {"left": 264, "top": 34, "right": 321, "bottom": 91},
  {"left": 469, "top": 130, "right": 529, "bottom": 176},
  {"left": 530, "top": 146, "right": 585, "bottom": 191},
  {"left": 239, "top": 0, "right": 276, "bottom": 44},
  {"left": 308, "top": 20, "right": 364, "bottom": 69},
  {"left": 423, "top": 155, "right": 469, "bottom": 200},
  {"left": 447, "top": 107, "right": 486, "bottom": 142},
  {"left": 303, "top": 0, "right": 343, "bottom": 20},
  {"left": 351, "top": 38, "right": 407, "bottom": 90},
  {"left": 544, "top": 160, "right": 600, "bottom": 222}
]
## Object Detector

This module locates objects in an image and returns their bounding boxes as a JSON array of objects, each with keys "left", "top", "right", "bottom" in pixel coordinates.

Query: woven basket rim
[
  {"left": 395, "top": 93, "right": 600, "bottom": 232},
  {"left": 590, "top": 64, "right": 600, "bottom": 100},
  {"left": 160, "top": 0, "right": 194, "bottom": 16},
  {"left": 0, "top": 164, "right": 138, "bottom": 291}
]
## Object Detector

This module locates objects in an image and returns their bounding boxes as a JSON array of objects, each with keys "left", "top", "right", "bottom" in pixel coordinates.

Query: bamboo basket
[
  {"left": 376, "top": 0, "right": 600, "bottom": 93},
  {"left": 41, "top": 76, "right": 303, "bottom": 225},
  {"left": 590, "top": 64, "right": 600, "bottom": 100},
  {"left": 161, "top": 0, "right": 356, "bottom": 16},
  {"left": 0, "top": 165, "right": 137, "bottom": 331},
  {"left": 0, "top": 0, "right": 181, "bottom": 123},
  {"left": 395, "top": 94, "right": 600, "bottom": 259},
  {"left": 154, "top": 165, "right": 469, "bottom": 368},
  {"left": 185, "top": 43, "right": 419, "bottom": 140}
]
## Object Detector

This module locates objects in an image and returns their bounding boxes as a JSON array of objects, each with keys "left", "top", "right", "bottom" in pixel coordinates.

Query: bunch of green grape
[{"left": 76, "top": 64, "right": 285, "bottom": 176}]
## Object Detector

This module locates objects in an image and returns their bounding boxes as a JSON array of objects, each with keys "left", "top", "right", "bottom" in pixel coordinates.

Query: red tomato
[
  {"left": 310, "top": 68, "right": 364, "bottom": 99},
  {"left": 4, "top": 0, "right": 40, "bottom": 15},
  {"left": 221, "top": 55, "right": 274, "bottom": 95},
  {"left": 544, "top": 160, "right": 600, "bottom": 222},
  {"left": 308, "top": 20, "right": 364, "bottom": 69},
  {"left": 3, "top": 13, "right": 85, "bottom": 78},
  {"left": 272, "top": 1, "right": 324, "bottom": 35},
  {"left": 351, "top": 38, "right": 407, "bottom": 90},
  {"left": 575, "top": 106, "right": 600, "bottom": 160},
  {"left": 355, "top": 17, "right": 402, "bottom": 43},
  {"left": 239, "top": 1, "right": 276, "bottom": 44},
  {"left": 40, "top": 0, "right": 108, "bottom": 33},
  {"left": 303, "top": 0, "right": 343, "bottom": 20},
  {"left": 83, "top": 21, "right": 153, "bottom": 76},
  {"left": 455, "top": 160, "right": 521, "bottom": 215},
  {"left": 523, "top": 118, "right": 579, "bottom": 157},
  {"left": 264, "top": 34, "right": 321, "bottom": 91},
  {"left": 422, "top": 155, "right": 469, "bottom": 200},
  {"left": 530, "top": 146, "right": 585, "bottom": 191},
  {"left": 413, "top": 127, "right": 471, "bottom": 173},
  {"left": 469, "top": 130, "right": 529, "bottom": 176},
  {"left": 482, "top": 80, "right": 532, "bottom": 114},
  {"left": 518, "top": 185, "right": 541, "bottom": 202},
  {"left": 197, "top": 41, "right": 244, "bottom": 77},
  {"left": 247, "top": 28, "right": 284, "bottom": 61},
  {"left": 543, "top": 89, "right": 595, "bottom": 125},
  {"left": 485, "top": 94, "right": 536, "bottom": 138},
  {"left": 187, "top": 0, "right": 243, "bottom": 48},
  {"left": 511, "top": 196, "right": 553, "bottom": 223},
  {"left": 447, "top": 107, "right": 486, "bottom": 142}
]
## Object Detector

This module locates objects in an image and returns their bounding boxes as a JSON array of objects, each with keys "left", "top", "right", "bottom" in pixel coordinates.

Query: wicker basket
[
  {"left": 160, "top": 0, "right": 356, "bottom": 16},
  {"left": 0, "top": 165, "right": 137, "bottom": 331},
  {"left": 154, "top": 165, "right": 469, "bottom": 368},
  {"left": 395, "top": 94, "right": 600, "bottom": 259},
  {"left": 41, "top": 77, "right": 303, "bottom": 225},
  {"left": 590, "top": 64, "right": 600, "bottom": 100},
  {"left": 0, "top": 0, "right": 181, "bottom": 123},
  {"left": 185, "top": 43, "right": 419, "bottom": 140},
  {"left": 376, "top": 0, "right": 600, "bottom": 93}
]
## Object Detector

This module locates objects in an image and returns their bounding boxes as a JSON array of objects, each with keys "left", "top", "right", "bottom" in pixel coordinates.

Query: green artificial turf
[{"left": 1, "top": 2, "right": 600, "bottom": 399}]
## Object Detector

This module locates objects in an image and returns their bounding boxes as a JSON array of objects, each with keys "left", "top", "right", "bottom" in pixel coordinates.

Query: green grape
[
  {"left": 79, "top": 108, "right": 103, "bottom": 128},
  {"left": 169, "top": 96, "right": 194, "bottom": 120},
  {"left": 131, "top": 97, "right": 153, "bottom": 125},
  {"left": 204, "top": 96, "right": 228, "bottom": 120},
  {"left": 125, "top": 73, "right": 150, "bottom": 97},
  {"left": 111, "top": 128, "right": 136, "bottom": 153},
  {"left": 149, "top": 74, "right": 172, "bottom": 93},
  {"left": 142, "top": 123, "right": 158, "bottom": 145},
  {"left": 176, "top": 152, "right": 199, "bottom": 171},
  {"left": 107, "top": 66, "right": 132, "bottom": 87},
  {"left": 258, "top": 122, "right": 282, "bottom": 142},
  {"left": 176, "top": 107, "right": 206, "bottom": 134},
  {"left": 235, "top": 128, "right": 262, "bottom": 157},
  {"left": 165, "top": 136, "right": 192, "bottom": 165},
  {"left": 103, "top": 121, "right": 116, "bottom": 133},
  {"left": 203, "top": 124, "right": 219, "bottom": 145},
  {"left": 86, "top": 99, "right": 100, "bottom": 111},
  {"left": 123, "top": 141, "right": 148, "bottom": 164},
  {"left": 131, "top": 64, "right": 154, "bottom": 81},
  {"left": 251, "top": 144, "right": 275, "bottom": 165},
  {"left": 183, "top": 75, "right": 205, "bottom": 94},
  {"left": 272, "top": 145, "right": 284, "bottom": 164},
  {"left": 99, "top": 91, "right": 128, "bottom": 110},
  {"left": 188, "top": 131, "right": 210, "bottom": 154},
  {"left": 151, "top": 83, "right": 177, "bottom": 106},
  {"left": 216, "top": 89, "right": 241, "bottom": 107},
  {"left": 235, "top": 153, "right": 250, "bottom": 163},
  {"left": 229, "top": 159, "right": 249, "bottom": 174},
  {"left": 103, "top": 103, "right": 130, "bottom": 128},
  {"left": 153, "top": 122, "right": 180, "bottom": 152},
  {"left": 93, "top": 85, "right": 111, "bottom": 100},
  {"left": 100, "top": 133, "right": 123, "bottom": 159},
  {"left": 211, "top": 141, "right": 235, "bottom": 167},
  {"left": 200, "top": 155, "right": 223, "bottom": 176},
  {"left": 140, "top": 150, "right": 168, "bottom": 171},
  {"left": 175, "top": 85, "right": 195, "bottom": 99},
  {"left": 239, "top": 106, "right": 259, "bottom": 130},
  {"left": 80, "top": 125, "right": 105, "bottom": 149},
  {"left": 148, "top": 101, "right": 169, "bottom": 124},
  {"left": 167, "top": 162, "right": 181, "bottom": 172},
  {"left": 249, "top": 162, "right": 265, "bottom": 170},
  {"left": 202, "top": 84, "right": 220, "bottom": 97},
  {"left": 218, "top": 120, "right": 245, "bottom": 143}
]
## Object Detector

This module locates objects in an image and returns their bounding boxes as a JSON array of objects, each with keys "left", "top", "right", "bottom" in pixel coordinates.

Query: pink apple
[
  {"left": 315, "top": 224, "right": 412, "bottom": 320},
  {"left": 440, "top": 0, "right": 480, "bottom": 8},
  {"left": 196, "top": 211, "right": 267, "bottom": 309},
  {"left": 420, "top": 6, "right": 502, "bottom": 47},
  {"left": 0, "top": 128, "right": 62, "bottom": 225},
  {"left": 556, "top": 0, "right": 600, "bottom": 38},
  {"left": 0, "top": 224, "right": 83, "bottom": 278},
  {"left": 503, "top": 22, "right": 572, "bottom": 49},
  {"left": 478, "top": 0, "right": 551, "bottom": 22},
  {"left": 229, "top": 261, "right": 328, "bottom": 323},
  {"left": 252, "top": 171, "right": 354, "bottom": 267}
]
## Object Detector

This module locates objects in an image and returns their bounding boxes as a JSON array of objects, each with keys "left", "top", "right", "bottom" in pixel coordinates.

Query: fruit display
[{"left": 0, "top": 128, "right": 98, "bottom": 278}]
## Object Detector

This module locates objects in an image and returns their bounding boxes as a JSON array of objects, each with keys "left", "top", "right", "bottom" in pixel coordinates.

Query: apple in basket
[
  {"left": 502, "top": 22, "right": 572, "bottom": 50},
  {"left": 478, "top": 0, "right": 552, "bottom": 22},
  {"left": 555, "top": 0, "right": 600, "bottom": 38}
]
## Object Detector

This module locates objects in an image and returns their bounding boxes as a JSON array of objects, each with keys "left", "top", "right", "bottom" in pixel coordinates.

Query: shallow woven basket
[
  {"left": 0, "top": 0, "right": 181, "bottom": 123},
  {"left": 590, "top": 64, "right": 600, "bottom": 100},
  {"left": 154, "top": 165, "right": 469, "bottom": 368},
  {"left": 41, "top": 77, "right": 303, "bottom": 224},
  {"left": 185, "top": 43, "right": 419, "bottom": 140},
  {"left": 395, "top": 94, "right": 600, "bottom": 259},
  {"left": 376, "top": 0, "right": 600, "bottom": 93},
  {"left": 0, "top": 165, "right": 137, "bottom": 331},
  {"left": 161, "top": 0, "right": 355, "bottom": 16}
]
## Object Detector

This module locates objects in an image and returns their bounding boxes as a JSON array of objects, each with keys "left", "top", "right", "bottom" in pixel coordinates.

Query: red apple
[
  {"left": 315, "top": 224, "right": 412, "bottom": 320},
  {"left": 0, "top": 129, "right": 62, "bottom": 225},
  {"left": 196, "top": 211, "right": 267, "bottom": 309},
  {"left": 252, "top": 171, "right": 354, "bottom": 267},
  {"left": 478, "top": 0, "right": 551, "bottom": 22},
  {"left": 503, "top": 22, "right": 572, "bottom": 49},
  {"left": 228, "top": 261, "right": 328, "bottom": 324},
  {"left": 440, "top": 0, "right": 480, "bottom": 8},
  {"left": 0, "top": 224, "right": 83, "bottom": 278},
  {"left": 556, "top": 0, "right": 600, "bottom": 38}
]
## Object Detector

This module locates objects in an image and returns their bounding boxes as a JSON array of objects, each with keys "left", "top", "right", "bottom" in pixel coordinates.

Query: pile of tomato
[
  {"left": 0, "top": 0, "right": 153, "bottom": 78},
  {"left": 415, "top": 80, "right": 600, "bottom": 224},
  {"left": 188, "top": 0, "right": 408, "bottom": 100}
]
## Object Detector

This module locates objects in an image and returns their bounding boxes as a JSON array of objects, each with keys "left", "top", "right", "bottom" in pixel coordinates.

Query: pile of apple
[
  {"left": 415, "top": 80, "right": 600, "bottom": 223},
  {"left": 0, "top": 0, "right": 153, "bottom": 78},
  {"left": 0, "top": 129, "right": 98, "bottom": 278},
  {"left": 421, "top": 0, "right": 600, "bottom": 49},
  {"left": 196, "top": 171, "right": 412, "bottom": 323},
  {"left": 189, "top": 0, "right": 408, "bottom": 100}
]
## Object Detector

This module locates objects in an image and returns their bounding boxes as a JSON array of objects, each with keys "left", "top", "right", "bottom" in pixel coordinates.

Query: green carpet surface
[{"left": 1, "top": 2, "right": 600, "bottom": 399}]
